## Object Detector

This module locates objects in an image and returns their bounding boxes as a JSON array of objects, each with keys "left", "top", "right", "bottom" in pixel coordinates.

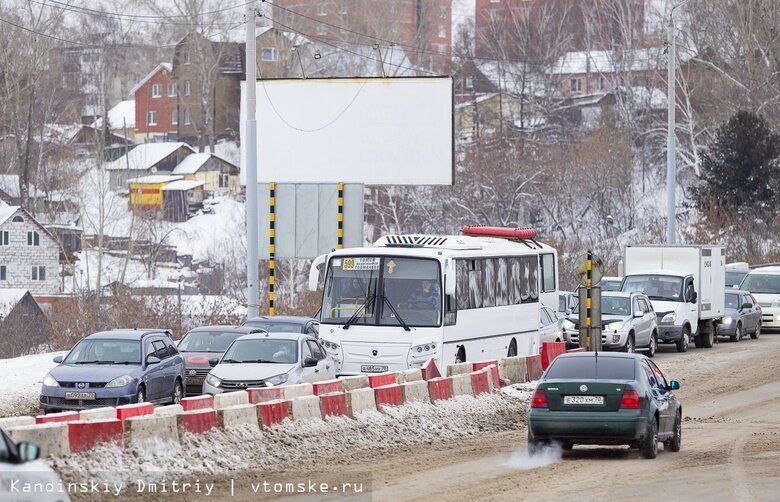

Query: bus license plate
[
  {"left": 563, "top": 395, "right": 604, "bottom": 405},
  {"left": 65, "top": 392, "right": 96, "bottom": 400},
  {"left": 361, "top": 365, "right": 388, "bottom": 373}
]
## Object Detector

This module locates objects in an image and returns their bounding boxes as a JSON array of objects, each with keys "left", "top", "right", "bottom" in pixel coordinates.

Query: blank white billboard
[{"left": 240, "top": 77, "right": 453, "bottom": 185}]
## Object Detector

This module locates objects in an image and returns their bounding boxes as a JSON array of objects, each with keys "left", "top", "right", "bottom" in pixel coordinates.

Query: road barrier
[
  {"left": 257, "top": 399, "right": 289, "bottom": 428},
  {"left": 125, "top": 414, "right": 180, "bottom": 449},
  {"left": 69, "top": 420, "right": 124, "bottom": 453},
  {"left": 374, "top": 384, "right": 404, "bottom": 408},
  {"left": 345, "top": 388, "right": 376, "bottom": 417},
  {"left": 213, "top": 391, "right": 249, "bottom": 410},
  {"left": 7, "top": 422, "right": 70, "bottom": 457},
  {"left": 401, "top": 380, "right": 430, "bottom": 403},
  {"left": 79, "top": 407, "right": 116, "bottom": 422},
  {"left": 427, "top": 377, "right": 453, "bottom": 402},
  {"left": 421, "top": 358, "right": 442, "bottom": 380},
  {"left": 178, "top": 409, "right": 217, "bottom": 434},
  {"left": 368, "top": 373, "right": 398, "bottom": 388},
  {"left": 526, "top": 355, "right": 543, "bottom": 381},
  {"left": 450, "top": 373, "right": 474, "bottom": 396},
  {"left": 282, "top": 383, "right": 313, "bottom": 400},
  {"left": 446, "top": 362, "right": 473, "bottom": 377},
  {"left": 340, "top": 375, "right": 370, "bottom": 392},
  {"left": 153, "top": 404, "right": 184, "bottom": 417},
  {"left": 181, "top": 395, "right": 214, "bottom": 412},
  {"left": 288, "top": 395, "right": 322, "bottom": 421},
  {"left": 0, "top": 416, "right": 35, "bottom": 428},
  {"left": 319, "top": 393, "right": 350, "bottom": 418},
  {"left": 217, "top": 404, "right": 260, "bottom": 430},
  {"left": 470, "top": 368, "right": 492, "bottom": 396},
  {"left": 247, "top": 387, "right": 284, "bottom": 404},
  {"left": 312, "top": 380, "right": 345, "bottom": 396},
  {"left": 116, "top": 403, "right": 154, "bottom": 421},
  {"left": 473, "top": 361, "right": 502, "bottom": 388},
  {"left": 398, "top": 369, "right": 423, "bottom": 383},
  {"left": 35, "top": 411, "right": 79, "bottom": 425},
  {"left": 541, "top": 342, "right": 568, "bottom": 370},
  {"left": 499, "top": 356, "right": 528, "bottom": 385}
]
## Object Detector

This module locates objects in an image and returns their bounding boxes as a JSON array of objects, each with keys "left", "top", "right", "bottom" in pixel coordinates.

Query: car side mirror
[
  {"left": 52, "top": 355, "right": 63, "bottom": 364},
  {"left": 565, "top": 308, "right": 572, "bottom": 315},
  {"left": 690, "top": 291, "right": 698, "bottom": 303},
  {"left": 145, "top": 354, "right": 160, "bottom": 366},
  {"left": 17, "top": 442, "right": 40, "bottom": 462},
  {"left": 633, "top": 310, "right": 643, "bottom": 318},
  {"left": 303, "top": 357, "right": 318, "bottom": 368},
  {"left": 669, "top": 380, "right": 680, "bottom": 390},
  {"left": 741, "top": 302, "right": 752, "bottom": 310},
  {"left": 208, "top": 357, "right": 219, "bottom": 367}
]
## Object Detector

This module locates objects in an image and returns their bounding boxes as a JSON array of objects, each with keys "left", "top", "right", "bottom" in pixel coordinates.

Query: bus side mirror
[
  {"left": 309, "top": 254, "right": 327, "bottom": 291},
  {"left": 444, "top": 259, "right": 456, "bottom": 296}
]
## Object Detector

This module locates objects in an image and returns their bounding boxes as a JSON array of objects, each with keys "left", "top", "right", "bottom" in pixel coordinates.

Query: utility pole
[
  {"left": 245, "top": 1, "right": 260, "bottom": 318},
  {"left": 666, "top": 6, "right": 678, "bottom": 245}
]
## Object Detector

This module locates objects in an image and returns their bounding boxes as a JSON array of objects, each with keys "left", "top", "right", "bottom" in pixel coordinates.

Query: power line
[
  {"left": 0, "top": 15, "right": 84, "bottom": 46},
  {"left": 47, "top": 0, "right": 253, "bottom": 21}
]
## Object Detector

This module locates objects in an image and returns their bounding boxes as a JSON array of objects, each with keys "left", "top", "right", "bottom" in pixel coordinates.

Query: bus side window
[
  {"left": 540, "top": 254, "right": 556, "bottom": 293},
  {"left": 456, "top": 259, "right": 470, "bottom": 310},
  {"left": 444, "top": 293, "right": 457, "bottom": 326}
]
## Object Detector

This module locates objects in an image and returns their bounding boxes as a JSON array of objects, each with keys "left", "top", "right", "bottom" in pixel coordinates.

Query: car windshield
[
  {"left": 222, "top": 339, "right": 298, "bottom": 364},
  {"left": 601, "top": 279, "right": 622, "bottom": 292},
  {"left": 572, "top": 296, "right": 630, "bottom": 316},
  {"left": 545, "top": 356, "right": 636, "bottom": 380},
  {"left": 63, "top": 339, "right": 141, "bottom": 365},
  {"left": 726, "top": 271, "right": 748, "bottom": 288},
  {"left": 725, "top": 293, "right": 740, "bottom": 309},
  {"left": 622, "top": 275, "right": 683, "bottom": 302},
  {"left": 242, "top": 321, "right": 301, "bottom": 333},
  {"left": 741, "top": 274, "right": 780, "bottom": 294},
  {"left": 321, "top": 256, "right": 441, "bottom": 327},
  {"left": 178, "top": 331, "right": 245, "bottom": 353},
  {"left": 558, "top": 294, "right": 578, "bottom": 312}
]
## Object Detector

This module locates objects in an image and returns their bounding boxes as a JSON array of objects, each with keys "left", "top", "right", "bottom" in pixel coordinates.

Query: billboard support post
[
  {"left": 269, "top": 182, "right": 276, "bottom": 316},
  {"left": 245, "top": 1, "right": 259, "bottom": 317},
  {"left": 337, "top": 182, "right": 344, "bottom": 250}
]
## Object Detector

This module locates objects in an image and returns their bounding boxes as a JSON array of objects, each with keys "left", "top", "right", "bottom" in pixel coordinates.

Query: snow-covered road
[{"left": 0, "top": 351, "right": 66, "bottom": 418}]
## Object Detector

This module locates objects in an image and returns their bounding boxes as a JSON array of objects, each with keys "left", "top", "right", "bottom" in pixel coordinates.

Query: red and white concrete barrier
[
  {"left": 125, "top": 414, "right": 180, "bottom": 449},
  {"left": 345, "top": 388, "right": 376, "bottom": 417},
  {"left": 427, "top": 377, "right": 453, "bottom": 402},
  {"left": 319, "top": 393, "right": 350, "bottom": 418},
  {"left": 541, "top": 342, "right": 567, "bottom": 370},
  {"left": 257, "top": 399, "right": 289, "bottom": 429},
  {"left": 181, "top": 395, "right": 214, "bottom": 412},
  {"left": 178, "top": 409, "right": 217, "bottom": 435},
  {"left": 35, "top": 411, "right": 79, "bottom": 425},
  {"left": 526, "top": 354, "right": 543, "bottom": 381},
  {"left": 7, "top": 423, "right": 70, "bottom": 457},
  {"left": 116, "top": 403, "right": 154, "bottom": 421},
  {"left": 287, "top": 395, "right": 322, "bottom": 421},
  {"left": 217, "top": 404, "right": 259, "bottom": 430},
  {"left": 69, "top": 419, "right": 124, "bottom": 453},
  {"left": 374, "top": 384, "right": 404, "bottom": 408},
  {"left": 213, "top": 390, "right": 249, "bottom": 410}
]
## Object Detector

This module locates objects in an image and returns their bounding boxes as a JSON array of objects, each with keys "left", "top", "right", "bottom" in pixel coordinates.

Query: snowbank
[{"left": 0, "top": 351, "right": 66, "bottom": 418}]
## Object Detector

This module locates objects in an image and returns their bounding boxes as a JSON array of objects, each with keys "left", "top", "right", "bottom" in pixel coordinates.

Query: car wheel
[
  {"left": 527, "top": 429, "right": 545, "bottom": 455},
  {"left": 664, "top": 411, "right": 682, "bottom": 453},
  {"left": 136, "top": 385, "right": 146, "bottom": 404},
  {"left": 507, "top": 339, "right": 518, "bottom": 358},
  {"left": 455, "top": 346, "right": 466, "bottom": 364},
  {"left": 646, "top": 331, "right": 657, "bottom": 358},
  {"left": 560, "top": 440, "right": 574, "bottom": 451},
  {"left": 702, "top": 328, "right": 714, "bottom": 348},
  {"left": 172, "top": 380, "right": 183, "bottom": 404},
  {"left": 622, "top": 333, "right": 635, "bottom": 353},
  {"left": 751, "top": 322, "right": 761, "bottom": 340},
  {"left": 677, "top": 326, "right": 690, "bottom": 352},
  {"left": 730, "top": 323, "right": 741, "bottom": 343},
  {"left": 641, "top": 418, "right": 658, "bottom": 459}
]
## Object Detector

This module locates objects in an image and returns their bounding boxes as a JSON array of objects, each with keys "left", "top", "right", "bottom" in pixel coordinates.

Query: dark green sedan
[{"left": 528, "top": 352, "right": 682, "bottom": 459}]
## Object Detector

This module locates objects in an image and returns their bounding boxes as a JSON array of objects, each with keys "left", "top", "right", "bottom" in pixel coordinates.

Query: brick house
[
  {"left": 172, "top": 33, "right": 245, "bottom": 147},
  {"left": 132, "top": 63, "right": 178, "bottom": 142},
  {"left": 0, "top": 205, "right": 61, "bottom": 295}
]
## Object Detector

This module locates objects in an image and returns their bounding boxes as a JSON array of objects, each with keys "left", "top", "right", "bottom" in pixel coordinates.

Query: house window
[
  {"left": 172, "top": 109, "right": 178, "bottom": 125},
  {"left": 12, "top": 216, "right": 22, "bottom": 222},
  {"left": 262, "top": 47, "right": 277, "bottom": 61},
  {"left": 317, "top": 24, "right": 327, "bottom": 35},
  {"left": 570, "top": 78, "right": 583, "bottom": 93},
  {"left": 0, "top": 231, "right": 8, "bottom": 246},
  {"left": 27, "top": 231, "right": 39, "bottom": 246},
  {"left": 340, "top": 0, "right": 348, "bottom": 14},
  {"left": 183, "top": 51, "right": 191, "bottom": 65},
  {"left": 147, "top": 110, "right": 158, "bottom": 126},
  {"left": 439, "top": 6, "right": 447, "bottom": 19},
  {"left": 0, "top": 265, "right": 5, "bottom": 281},
  {"left": 597, "top": 77, "right": 605, "bottom": 90},
  {"left": 184, "top": 108, "right": 191, "bottom": 125},
  {"left": 465, "top": 76, "right": 474, "bottom": 89},
  {"left": 168, "top": 83, "right": 177, "bottom": 96},
  {"left": 31, "top": 266, "right": 45, "bottom": 281},
  {"left": 438, "top": 25, "right": 446, "bottom": 38},
  {"left": 317, "top": 4, "right": 327, "bottom": 16},
  {"left": 219, "top": 172, "right": 230, "bottom": 188},
  {"left": 184, "top": 80, "right": 191, "bottom": 96},
  {"left": 151, "top": 83, "right": 162, "bottom": 98}
]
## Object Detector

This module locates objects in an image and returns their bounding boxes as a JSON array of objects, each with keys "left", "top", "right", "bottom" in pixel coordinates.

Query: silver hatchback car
[
  {"left": 561, "top": 291, "right": 659, "bottom": 356},
  {"left": 203, "top": 332, "right": 336, "bottom": 394}
]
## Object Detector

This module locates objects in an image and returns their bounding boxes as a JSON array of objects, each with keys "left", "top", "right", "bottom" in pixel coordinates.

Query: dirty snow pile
[
  {"left": 0, "top": 351, "right": 66, "bottom": 418},
  {"left": 51, "top": 392, "right": 528, "bottom": 483},
  {"left": 500, "top": 382, "right": 537, "bottom": 401}
]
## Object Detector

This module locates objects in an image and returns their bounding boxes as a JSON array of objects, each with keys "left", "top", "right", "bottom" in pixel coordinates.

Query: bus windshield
[{"left": 321, "top": 256, "right": 441, "bottom": 328}]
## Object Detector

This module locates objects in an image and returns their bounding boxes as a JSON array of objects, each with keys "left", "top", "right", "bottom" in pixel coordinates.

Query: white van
[{"left": 740, "top": 266, "right": 780, "bottom": 329}]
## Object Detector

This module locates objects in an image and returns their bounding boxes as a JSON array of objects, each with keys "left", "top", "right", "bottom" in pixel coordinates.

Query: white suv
[
  {"left": 740, "top": 266, "right": 780, "bottom": 329},
  {"left": 561, "top": 291, "right": 659, "bottom": 356}
]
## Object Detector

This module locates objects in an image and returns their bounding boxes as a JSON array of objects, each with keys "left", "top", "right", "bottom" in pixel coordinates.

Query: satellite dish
[{"left": 572, "top": 252, "right": 605, "bottom": 287}]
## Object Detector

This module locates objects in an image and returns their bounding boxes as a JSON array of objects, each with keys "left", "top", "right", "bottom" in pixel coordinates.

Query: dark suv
[{"left": 40, "top": 329, "right": 185, "bottom": 412}]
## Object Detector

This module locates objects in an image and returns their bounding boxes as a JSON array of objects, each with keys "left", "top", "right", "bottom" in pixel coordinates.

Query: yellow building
[
  {"left": 128, "top": 174, "right": 184, "bottom": 211},
  {"left": 171, "top": 153, "right": 240, "bottom": 195}
]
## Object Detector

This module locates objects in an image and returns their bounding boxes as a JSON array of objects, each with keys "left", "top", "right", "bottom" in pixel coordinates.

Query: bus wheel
[
  {"left": 455, "top": 346, "right": 466, "bottom": 364},
  {"left": 508, "top": 339, "right": 517, "bottom": 357}
]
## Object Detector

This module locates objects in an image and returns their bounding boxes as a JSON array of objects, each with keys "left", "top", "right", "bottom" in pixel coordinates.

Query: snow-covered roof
[
  {"left": 107, "top": 142, "right": 193, "bottom": 171},
  {"left": 629, "top": 86, "right": 667, "bottom": 110},
  {"left": 549, "top": 47, "right": 670, "bottom": 76},
  {"left": 161, "top": 180, "right": 205, "bottom": 191},
  {"left": 454, "top": 92, "right": 498, "bottom": 110},
  {"left": 127, "top": 174, "right": 183, "bottom": 184},
  {"left": 0, "top": 203, "right": 19, "bottom": 226},
  {"left": 92, "top": 100, "right": 136, "bottom": 130},
  {"left": 0, "top": 175, "right": 20, "bottom": 198},
  {"left": 0, "top": 289, "right": 29, "bottom": 318},
  {"left": 172, "top": 153, "right": 211, "bottom": 174},
  {"left": 130, "top": 63, "right": 173, "bottom": 95}
]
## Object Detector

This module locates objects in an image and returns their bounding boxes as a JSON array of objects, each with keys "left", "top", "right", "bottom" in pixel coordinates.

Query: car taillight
[
  {"left": 531, "top": 388, "right": 548, "bottom": 409},
  {"left": 620, "top": 389, "right": 640, "bottom": 409}
]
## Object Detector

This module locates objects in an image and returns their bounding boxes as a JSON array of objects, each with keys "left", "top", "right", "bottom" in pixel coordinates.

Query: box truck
[{"left": 621, "top": 245, "right": 725, "bottom": 352}]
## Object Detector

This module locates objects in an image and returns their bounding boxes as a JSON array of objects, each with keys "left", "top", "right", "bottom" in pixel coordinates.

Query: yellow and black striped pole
[
  {"left": 269, "top": 182, "right": 276, "bottom": 316},
  {"left": 337, "top": 182, "right": 344, "bottom": 249},
  {"left": 585, "top": 250, "right": 592, "bottom": 350}
]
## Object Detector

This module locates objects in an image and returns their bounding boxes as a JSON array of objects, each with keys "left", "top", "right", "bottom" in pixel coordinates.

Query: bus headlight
[{"left": 408, "top": 343, "right": 437, "bottom": 367}]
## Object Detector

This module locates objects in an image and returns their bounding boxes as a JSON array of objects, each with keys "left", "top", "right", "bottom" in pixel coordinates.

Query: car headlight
[
  {"left": 105, "top": 375, "right": 134, "bottom": 388},
  {"left": 661, "top": 312, "right": 677, "bottom": 324},
  {"left": 722, "top": 316, "right": 733, "bottom": 325},
  {"left": 606, "top": 321, "right": 624, "bottom": 331},
  {"left": 205, "top": 374, "right": 222, "bottom": 388},
  {"left": 265, "top": 373, "right": 289, "bottom": 386},
  {"left": 562, "top": 319, "right": 575, "bottom": 330},
  {"left": 42, "top": 374, "right": 59, "bottom": 387}
]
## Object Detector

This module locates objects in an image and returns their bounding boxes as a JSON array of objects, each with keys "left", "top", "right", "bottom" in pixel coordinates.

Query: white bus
[{"left": 308, "top": 227, "right": 559, "bottom": 375}]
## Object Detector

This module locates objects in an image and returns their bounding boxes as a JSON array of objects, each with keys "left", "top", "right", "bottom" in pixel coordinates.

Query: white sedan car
[
  {"left": 0, "top": 428, "right": 71, "bottom": 502},
  {"left": 203, "top": 332, "right": 335, "bottom": 394},
  {"left": 540, "top": 305, "right": 564, "bottom": 343}
]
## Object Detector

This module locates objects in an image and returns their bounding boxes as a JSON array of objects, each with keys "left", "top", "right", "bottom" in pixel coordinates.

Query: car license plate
[
  {"left": 563, "top": 395, "right": 604, "bottom": 405},
  {"left": 361, "top": 365, "right": 388, "bottom": 373},
  {"left": 65, "top": 392, "right": 96, "bottom": 400}
]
